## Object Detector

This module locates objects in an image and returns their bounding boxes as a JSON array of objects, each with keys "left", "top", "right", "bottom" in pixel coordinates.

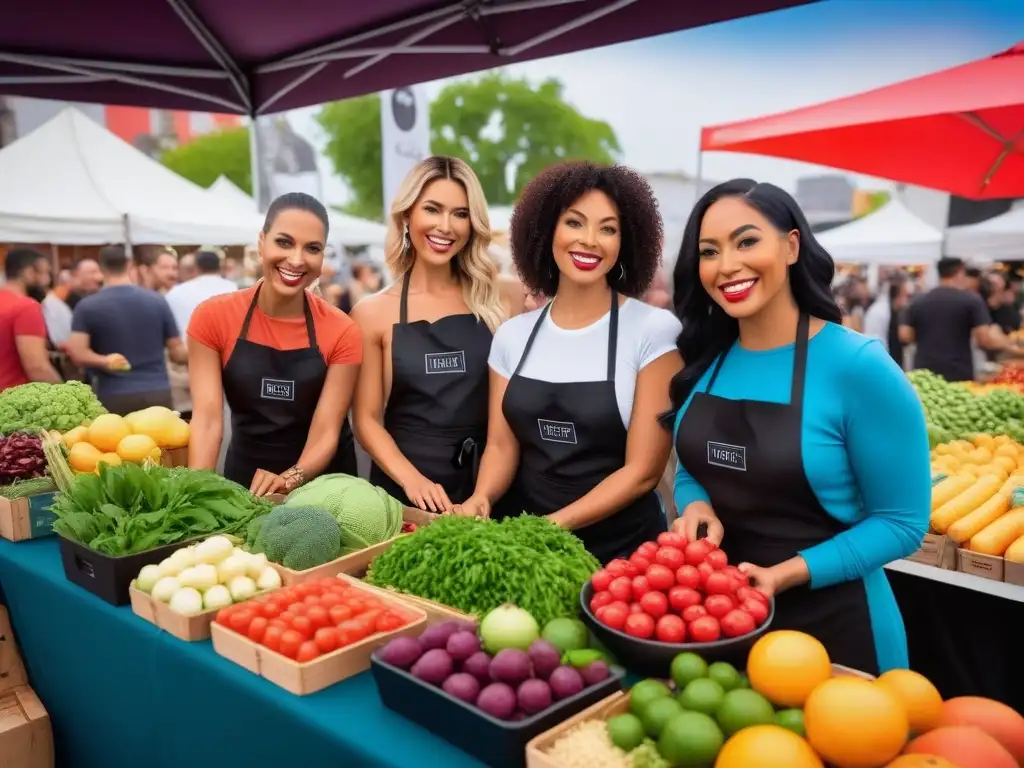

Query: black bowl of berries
[{"left": 579, "top": 532, "right": 774, "bottom": 678}]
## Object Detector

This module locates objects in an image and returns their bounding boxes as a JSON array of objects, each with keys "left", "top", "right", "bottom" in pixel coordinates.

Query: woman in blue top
[{"left": 668, "top": 179, "right": 930, "bottom": 674}]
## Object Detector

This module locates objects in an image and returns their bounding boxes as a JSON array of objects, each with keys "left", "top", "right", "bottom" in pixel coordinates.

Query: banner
[
  {"left": 252, "top": 114, "right": 323, "bottom": 212},
  {"left": 380, "top": 86, "right": 431, "bottom": 217}
]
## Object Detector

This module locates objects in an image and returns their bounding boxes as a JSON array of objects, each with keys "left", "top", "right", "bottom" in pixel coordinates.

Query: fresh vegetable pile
[
  {"left": 0, "top": 432, "right": 47, "bottom": 486},
  {"left": 989, "top": 363, "right": 1024, "bottom": 390},
  {"left": 62, "top": 407, "right": 189, "bottom": 474},
  {"left": 365, "top": 515, "right": 600, "bottom": 627},
  {"left": 0, "top": 477, "right": 55, "bottom": 500},
  {"left": 589, "top": 533, "right": 770, "bottom": 644},
  {"left": 215, "top": 577, "right": 416, "bottom": 662},
  {"left": 134, "top": 535, "right": 282, "bottom": 616},
  {"left": 379, "top": 605, "right": 613, "bottom": 722},
  {"left": 909, "top": 369, "right": 1024, "bottom": 444},
  {"left": 51, "top": 463, "right": 272, "bottom": 556},
  {"left": 245, "top": 505, "right": 344, "bottom": 571},
  {"left": 0, "top": 380, "right": 105, "bottom": 434},
  {"left": 283, "top": 473, "right": 405, "bottom": 552}
]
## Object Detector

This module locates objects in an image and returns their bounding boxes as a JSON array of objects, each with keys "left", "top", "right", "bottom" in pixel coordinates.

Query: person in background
[
  {"left": 66, "top": 245, "right": 187, "bottom": 414},
  {"left": 983, "top": 272, "right": 1020, "bottom": 335},
  {"left": 964, "top": 266, "right": 982, "bottom": 295},
  {"left": 669, "top": 179, "right": 929, "bottom": 674},
  {"left": 899, "top": 257, "right": 996, "bottom": 382},
  {"left": 223, "top": 254, "right": 245, "bottom": 286},
  {"left": 1007, "top": 271, "right": 1024, "bottom": 314},
  {"left": 0, "top": 248, "right": 62, "bottom": 388},
  {"left": 177, "top": 251, "right": 198, "bottom": 284},
  {"left": 42, "top": 258, "right": 103, "bottom": 346},
  {"left": 838, "top": 275, "right": 869, "bottom": 332},
  {"left": 136, "top": 246, "right": 179, "bottom": 294},
  {"left": 863, "top": 273, "right": 910, "bottom": 365}
]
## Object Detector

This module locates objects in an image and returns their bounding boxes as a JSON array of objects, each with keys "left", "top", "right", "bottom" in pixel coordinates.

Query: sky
[{"left": 286, "top": 0, "right": 1024, "bottom": 206}]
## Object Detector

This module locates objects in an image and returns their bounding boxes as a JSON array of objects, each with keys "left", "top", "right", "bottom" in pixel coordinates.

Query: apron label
[
  {"left": 424, "top": 350, "right": 467, "bottom": 374},
  {"left": 538, "top": 419, "right": 578, "bottom": 445},
  {"left": 707, "top": 441, "right": 746, "bottom": 471},
  {"left": 261, "top": 378, "right": 296, "bottom": 401}
]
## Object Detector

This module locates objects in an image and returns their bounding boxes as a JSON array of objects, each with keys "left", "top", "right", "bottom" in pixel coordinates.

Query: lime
[
  {"left": 541, "top": 617, "right": 589, "bottom": 654},
  {"left": 630, "top": 679, "right": 673, "bottom": 715},
  {"left": 639, "top": 696, "right": 684, "bottom": 739},
  {"left": 678, "top": 678, "right": 725, "bottom": 716},
  {"left": 715, "top": 689, "right": 776, "bottom": 736},
  {"left": 707, "top": 661, "right": 742, "bottom": 691},
  {"left": 658, "top": 711, "right": 724, "bottom": 767},
  {"left": 735, "top": 673, "right": 750, "bottom": 689},
  {"left": 774, "top": 708, "right": 806, "bottom": 737},
  {"left": 606, "top": 713, "right": 645, "bottom": 751},
  {"left": 670, "top": 652, "right": 709, "bottom": 690}
]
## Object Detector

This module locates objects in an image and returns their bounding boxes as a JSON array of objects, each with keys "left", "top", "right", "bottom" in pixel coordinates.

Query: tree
[
  {"left": 316, "top": 72, "right": 621, "bottom": 218},
  {"left": 160, "top": 126, "right": 252, "bottom": 193}
]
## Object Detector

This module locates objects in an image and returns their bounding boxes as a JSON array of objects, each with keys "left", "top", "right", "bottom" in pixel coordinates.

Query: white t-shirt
[
  {"left": 165, "top": 275, "right": 238, "bottom": 342},
  {"left": 489, "top": 298, "right": 682, "bottom": 428}
]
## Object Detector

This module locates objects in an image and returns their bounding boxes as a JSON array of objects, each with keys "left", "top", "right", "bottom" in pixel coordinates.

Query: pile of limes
[{"left": 908, "top": 369, "right": 1024, "bottom": 442}]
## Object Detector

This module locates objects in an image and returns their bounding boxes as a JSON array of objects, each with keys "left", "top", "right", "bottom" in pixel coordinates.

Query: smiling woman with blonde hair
[{"left": 351, "top": 156, "right": 509, "bottom": 512}]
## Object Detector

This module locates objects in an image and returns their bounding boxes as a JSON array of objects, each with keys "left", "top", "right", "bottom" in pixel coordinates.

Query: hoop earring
[
  {"left": 617, "top": 262, "right": 626, "bottom": 282},
  {"left": 402, "top": 223, "right": 411, "bottom": 253}
]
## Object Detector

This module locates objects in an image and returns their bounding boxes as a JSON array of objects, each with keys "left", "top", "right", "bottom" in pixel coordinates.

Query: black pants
[{"left": 99, "top": 390, "right": 173, "bottom": 416}]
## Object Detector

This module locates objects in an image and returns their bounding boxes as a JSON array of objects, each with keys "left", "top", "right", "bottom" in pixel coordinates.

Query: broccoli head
[{"left": 254, "top": 505, "right": 342, "bottom": 571}]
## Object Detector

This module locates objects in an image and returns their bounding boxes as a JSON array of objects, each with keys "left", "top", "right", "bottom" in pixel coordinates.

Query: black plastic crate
[
  {"left": 371, "top": 651, "right": 624, "bottom": 768},
  {"left": 57, "top": 535, "right": 196, "bottom": 606}
]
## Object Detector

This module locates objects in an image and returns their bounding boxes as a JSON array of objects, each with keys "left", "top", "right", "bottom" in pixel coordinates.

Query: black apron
[
  {"left": 369, "top": 272, "right": 492, "bottom": 505},
  {"left": 221, "top": 284, "right": 356, "bottom": 487},
  {"left": 674, "top": 314, "right": 879, "bottom": 674},
  {"left": 496, "top": 291, "right": 664, "bottom": 564}
]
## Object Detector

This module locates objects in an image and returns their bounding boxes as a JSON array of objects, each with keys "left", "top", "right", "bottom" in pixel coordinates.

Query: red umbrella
[{"left": 700, "top": 42, "right": 1024, "bottom": 200}]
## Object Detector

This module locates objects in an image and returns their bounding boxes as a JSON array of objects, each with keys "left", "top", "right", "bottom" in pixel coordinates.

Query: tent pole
[{"left": 249, "top": 119, "right": 264, "bottom": 214}]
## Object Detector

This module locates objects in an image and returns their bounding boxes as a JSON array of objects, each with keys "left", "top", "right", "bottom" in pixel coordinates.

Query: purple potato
[
  {"left": 379, "top": 636, "right": 423, "bottom": 669},
  {"left": 418, "top": 621, "right": 460, "bottom": 651},
  {"left": 517, "top": 678, "right": 553, "bottom": 715},
  {"left": 548, "top": 665, "right": 585, "bottom": 700},
  {"left": 476, "top": 683, "right": 517, "bottom": 720},
  {"left": 580, "top": 660, "right": 610, "bottom": 686},
  {"left": 442, "top": 672, "right": 481, "bottom": 704},
  {"left": 446, "top": 630, "right": 481, "bottom": 663},
  {"left": 489, "top": 648, "right": 532, "bottom": 686},
  {"left": 527, "top": 639, "right": 561, "bottom": 681},
  {"left": 410, "top": 648, "right": 453, "bottom": 685},
  {"left": 461, "top": 651, "right": 492, "bottom": 683}
]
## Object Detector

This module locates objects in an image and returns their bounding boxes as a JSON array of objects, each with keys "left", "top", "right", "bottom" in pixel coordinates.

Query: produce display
[
  {"left": 51, "top": 463, "right": 271, "bottom": 556},
  {"left": 987, "top": 363, "right": 1024, "bottom": 391},
  {"left": 589, "top": 533, "right": 769, "bottom": 643},
  {"left": 62, "top": 406, "right": 190, "bottom": 473},
  {"left": 0, "top": 432, "right": 48, "bottom": 486},
  {"left": 378, "top": 605, "right": 612, "bottom": 722},
  {"left": 365, "top": 515, "right": 600, "bottom": 627},
  {"left": 133, "top": 534, "right": 282, "bottom": 615},
  {"left": 0, "top": 380, "right": 105, "bottom": 434},
  {"left": 214, "top": 576, "right": 417, "bottom": 662},
  {"left": 908, "top": 369, "right": 1024, "bottom": 444}
]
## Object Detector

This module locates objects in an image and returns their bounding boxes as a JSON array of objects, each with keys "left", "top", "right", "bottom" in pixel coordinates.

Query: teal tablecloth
[{"left": 0, "top": 538, "right": 486, "bottom": 768}]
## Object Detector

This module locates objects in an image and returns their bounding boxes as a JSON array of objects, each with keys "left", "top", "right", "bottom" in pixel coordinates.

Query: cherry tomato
[
  {"left": 639, "top": 590, "right": 669, "bottom": 619},
  {"left": 262, "top": 625, "right": 285, "bottom": 652},
  {"left": 318, "top": 593, "right": 343, "bottom": 610},
  {"left": 215, "top": 607, "right": 234, "bottom": 627},
  {"left": 228, "top": 609, "right": 254, "bottom": 635},
  {"left": 362, "top": 597, "right": 384, "bottom": 610},
  {"left": 306, "top": 605, "right": 331, "bottom": 630},
  {"left": 645, "top": 564, "right": 675, "bottom": 591},
  {"left": 590, "top": 590, "right": 614, "bottom": 613},
  {"left": 720, "top": 609, "right": 756, "bottom": 638},
  {"left": 697, "top": 562, "right": 715, "bottom": 588},
  {"left": 337, "top": 618, "right": 371, "bottom": 643},
  {"left": 657, "top": 532, "right": 687, "bottom": 550},
  {"left": 682, "top": 605, "right": 708, "bottom": 622},
  {"left": 724, "top": 566, "right": 749, "bottom": 586},
  {"left": 278, "top": 611, "right": 297, "bottom": 625},
  {"left": 319, "top": 578, "right": 342, "bottom": 591},
  {"left": 288, "top": 602, "right": 309, "bottom": 617},
  {"left": 296, "top": 641, "right": 321, "bottom": 663},
  {"left": 376, "top": 611, "right": 407, "bottom": 633},
  {"left": 655, "top": 614, "right": 686, "bottom": 643},
  {"left": 624, "top": 612, "right": 656, "bottom": 639},
  {"left": 599, "top": 603, "right": 629, "bottom": 630},
  {"left": 741, "top": 598, "right": 769, "bottom": 625},
  {"left": 355, "top": 608, "right": 385, "bottom": 636},
  {"left": 704, "top": 572, "right": 735, "bottom": 596},
  {"left": 688, "top": 615, "right": 722, "bottom": 643},
  {"left": 608, "top": 576, "right": 633, "bottom": 602},
  {"left": 655, "top": 546, "right": 685, "bottom": 571},
  {"left": 606, "top": 558, "right": 633, "bottom": 577},
  {"left": 684, "top": 540, "right": 711, "bottom": 566},
  {"left": 260, "top": 601, "right": 282, "bottom": 619},
  {"left": 631, "top": 575, "right": 651, "bottom": 599},
  {"left": 268, "top": 618, "right": 288, "bottom": 631},
  {"left": 674, "top": 564, "right": 701, "bottom": 590},
  {"left": 629, "top": 554, "right": 652, "bottom": 574},
  {"left": 668, "top": 585, "right": 702, "bottom": 613},
  {"left": 705, "top": 548, "right": 729, "bottom": 570},
  {"left": 629, "top": 602, "right": 645, "bottom": 614},
  {"left": 247, "top": 616, "right": 268, "bottom": 643},
  {"left": 704, "top": 594, "right": 735, "bottom": 619},
  {"left": 279, "top": 629, "right": 304, "bottom": 658},
  {"left": 591, "top": 569, "right": 613, "bottom": 592},
  {"left": 295, "top": 583, "right": 319, "bottom": 598},
  {"left": 737, "top": 586, "right": 768, "bottom": 606},
  {"left": 314, "top": 627, "right": 339, "bottom": 653},
  {"left": 636, "top": 541, "right": 660, "bottom": 561},
  {"left": 329, "top": 605, "right": 354, "bottom": 625},
  {"left": 290, "top": 615, "right": 314, "bottom": 639}
]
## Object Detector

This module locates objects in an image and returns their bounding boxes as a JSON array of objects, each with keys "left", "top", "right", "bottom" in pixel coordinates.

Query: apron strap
[
  {"left": 302, "top": 292, "right": 318, "bottom": 349},
  {"left": 238, "top": 283, "right": 262, "bottom": 340},
  {"left": 399, "top": 268, "right": 411, "bottom": 324},
  {"left": 238, "top": 281, "right": 318, "bottom": 349},
  {"left": 791, "top": 312, "right": 810, "bottom": 409},
  {"left": 512, "top": 301, "right": 551, "bottom": 377},
  {"left": 606, "top": 290, "right": 619, "bottom": 382},
  {"left": 705, "top": 346, "right": 730, "bottom": 393}
]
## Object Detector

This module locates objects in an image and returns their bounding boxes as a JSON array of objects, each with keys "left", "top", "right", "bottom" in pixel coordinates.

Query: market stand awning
[
  {"left": 0, "top": 0, "right": 812, "bottom": 115},
  {"left": 699, "top": 41, "right": 1024, "bottom": 200}
]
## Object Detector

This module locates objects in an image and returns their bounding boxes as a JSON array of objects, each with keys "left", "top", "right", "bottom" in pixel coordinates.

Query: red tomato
[
  {"left": 703, "top": 594, "right": 735, "bottom": 619},
  {"left": 228, "top": 609, "right": 254, "bottom": 635},
  {"left": 268, "top": 618, "right": 288, "bottom": 631},
  {"left": 599, "top": 603, "right": 628, "bottom": 630},
  {"left": 296, "top": 641, "right": 321, "bottom": 663},
  {"left": 629, "top": 554, "right": 652, "bottom": 574},
  {"left": 319, "top": 578, "right": 341, "bottom": 591},
  {"left": 655, "top": 546, "right": 685, "bottom": 571},
  {"left": 724, "top": 566, "right": 748, "bottom": 586},
  {"left": 279, "top": 629, "right": 304, "bottom": 658},
  {"left": 681, "top": 605, "right": 708, "bottom": 623},
  {"left": 318, "top": 593, "right": 343, "bottom": 610},
  {"left": 674, "top": 564, "right": 701, "bottom": 590},
  {"left": 306, "top": 605, "right": 331, "bottom": 630},
  {"left": 591, "top": 569, "right": 613, "bottom": 592},
  {"left": 606, "top": 558, "right": 633, "bottom": 577},
  {"left": 736, "top": 586, "right": 767, "bottom": 606},
  {"left": 295, "top": 583, "right": 319, "bottom": 598},
  {"left": 260, "top": 601, "right": 282, "bottom": 619},
  {"left": 668, "top": 585, "right": 702, "bottom": 613},
  {"left": 301, "top": 595, "right": 319, "bottom": 607},
  {"left": 629, "top": 602, "right": 645, "bottom": 614},
  {"left": 623, "top": 612, "right": 656, "bottom": 639},
  {"left": 704, "top": 572, "right": 735, "bottom": 596},
  {"left": 608, "top": 576, "right": 633, "bottom": 602},
  {"left": 247, "top": 616, "right": 268, "bottom": 643},
  {"left": 355, "top": 608, "right": 385, "bottom": 635},
  {"left": 657, "top": 532, "right": 687, "bottom": 550},
  {"left": 337, "top": 618, "right": 371, "bottom": 643},
  {"left": 688, "top": 615, "right": 721, "bottom": 643},
  {"left": 631, "top": 575, "right": 651, "bottom": 599},
  {"left": 288, "top": 602, "right": 309, "bottom": 617},
  {"left": 704, "top": 549, "right": 729, "bottom": 570},
  {"left": 329, "top": 605, "right": 354, "bottom": 625},
  {"left": 639, "top": 591, "right": 669, "bottom": 619},
  {"left": 314, "top": 627, "right": 339, "bottom": 653},
  {"left": 740, "top": 598, "right": 769, "bottom": 625},
  {"left": 684, "top": 540, "right": 711, "bottom": 566},
  {"left": 590, "top": 590, "right": 613, "bottom": 613},
  {"left": 278, "top": 611, "right": 297, "bottom": 625},
  {"left": 636, "top": 541, "right": 660, "bottom": 561},
  {"left": 655, "top": 614, "right": 686, "bottom": 643},
  {"left": 290, "top": 615, "right": 314, "bottom": 639},
  {"left": 215, "top": 607, "right": 234, "bottom": 627},
  {"left": 720, "top": 609, "right": 756, "bottom": 638},
  {"left": 697, "top": 562, "right": 715, "bottom": 588},
  {"left": 645, "top": 564, "right": 675, "bottom": 591},
  {"left": 343, "top": 598, "right": 367, "bottom": 616},
  {"left": 262, "top": 625, "right": 285, "bottom": 652},
  {"left": 376, "top": 611, "right": 406, "bottom": 633},
  {"left": 362, "top": 597, "right": 384, "bottom": 610}
]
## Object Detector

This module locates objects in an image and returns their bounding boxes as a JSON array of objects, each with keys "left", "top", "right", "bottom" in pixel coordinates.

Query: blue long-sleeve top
[{"left": 672, "top": 322, "right": 930, "bottom": 669}]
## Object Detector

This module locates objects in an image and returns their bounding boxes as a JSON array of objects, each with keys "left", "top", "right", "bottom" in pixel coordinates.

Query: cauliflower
[{"left": 0, "top": 381, "right": 106, "bottom": 434}]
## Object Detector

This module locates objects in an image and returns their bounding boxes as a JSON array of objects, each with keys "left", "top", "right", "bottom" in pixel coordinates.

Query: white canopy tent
[
  {"left": 816, "top": 198, "right": 944, "bottom": 266},
  {"left": 945, "top": 205, "right": 1024, "bottom": 260},
  {"left": 0, "top": 108, "right": 261, "bottom": 245}
]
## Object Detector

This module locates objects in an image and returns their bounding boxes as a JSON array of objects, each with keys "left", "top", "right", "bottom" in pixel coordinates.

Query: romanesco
[
  {"left": 0, "top": 381, "right": 105, "bottom": 434},
  {"left": 247, "top": 504, "right": 342, "bottom": 571}
]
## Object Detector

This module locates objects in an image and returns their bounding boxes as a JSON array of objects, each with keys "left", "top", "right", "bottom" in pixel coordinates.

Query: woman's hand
[
  {"left": 671, "top": 501, "right": 724, "bottom": 546},
  {"left": 250, "top": 469, "right": 287, "bottom": 497},
  {"left": 401, "top": 472, "right": 452, "bottom": 513},
  {"left": 449, "top": 494, "right": 490, "bottom": 519},
  {"left": 737, "top": 563, "right": 781, "bottom": 599}
]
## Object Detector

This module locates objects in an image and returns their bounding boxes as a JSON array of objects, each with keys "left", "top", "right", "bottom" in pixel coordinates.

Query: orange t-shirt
[{"left": 187, "top": 286, "right": 362, "bottom": 367}]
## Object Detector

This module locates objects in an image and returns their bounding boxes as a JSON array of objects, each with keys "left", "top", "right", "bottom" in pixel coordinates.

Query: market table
[{"left": 0, "top": 538, "right": 487, "bottom": 768}]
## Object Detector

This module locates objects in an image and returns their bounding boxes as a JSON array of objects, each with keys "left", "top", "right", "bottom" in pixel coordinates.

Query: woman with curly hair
[
  {"left": 454, "top": 161, "right": 682, "bottom": 563},
  {"left": 351, "top": 157, "right": 511, "bottom": 512}
]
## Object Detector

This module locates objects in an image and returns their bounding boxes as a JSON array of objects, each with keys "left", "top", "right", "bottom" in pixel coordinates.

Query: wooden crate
[
  {"left": 905, "top": 531, "right": 957, "bottom": 570},
  {"left": 128, "top": 583, "right": 279, "bottom": 642},
  {"left": 350, "top": 576, "right": 476, "bottom": 625},
  {"left": 211, "top": 579, "right": 427, "bottom": 695},
  {"left": 0, "top": 492, "right": 57, "bottom": 542},
  {"left": 270, "top": 536, "right": 404, "bottom": 586},
  {"left": 0, "top": 607, "right": 53, "bottom": 768},
  {"left": 159, "top": 447, "right": 188, "bottom": 468}
]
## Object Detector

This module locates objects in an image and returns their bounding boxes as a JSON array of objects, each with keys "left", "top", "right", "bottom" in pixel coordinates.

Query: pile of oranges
[{"left": 714, "top": 630, "right": 1024, "bottom": 768}]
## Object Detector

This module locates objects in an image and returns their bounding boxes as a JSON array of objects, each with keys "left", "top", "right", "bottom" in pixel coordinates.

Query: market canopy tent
[
  {"left": 815, "top": 198, "right": 944, "bottom": 265},
  {"left": 699, "top": 42, "right": 1024, "bottom": 200},
  {"left": 0, "top": 0, "right": 812, "bottom": 115},
  {"left": 0, "top": 107, "right": 261, "bottom": 245},
  {"left": 945, "top": 205, "right": 1024, "bottom": 259}
]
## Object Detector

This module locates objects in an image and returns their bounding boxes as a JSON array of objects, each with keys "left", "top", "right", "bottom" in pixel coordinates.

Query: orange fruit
[
  {"left": 87, "top": 413, "right": 131, "bottom": 453},
  {"left": 746, "top": 630, "right": 832, "bottom": 708},
  {"left": 937, "top": 697, "right": 1024, "bottom": 763},
  {"left": 904, "top": 726, "right": 1016, "bottom": 768},
  {"left": 886, "top": 757, "right": 962, "bottom": 768},
  {"left": 804, "top": 676, "right": 909, "bottom": 768},
  {"left": 713, "top": 724, "right": 823, "bottom": 768},
  {"left": 875, "top": 670, "right": 944, "bottom": 735}
]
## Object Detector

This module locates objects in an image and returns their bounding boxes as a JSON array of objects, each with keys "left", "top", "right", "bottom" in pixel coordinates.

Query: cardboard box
[
  {"left": 0, "top": 492, "right": 57, "bottom": 542},
  {"left": 0, "top": 607, "right": 53, "bottom": 768},
  {"left": 905, "top": 531, "right": 957, "bottom": 570},
  {"left": 270, "top": 536, "right": 404, "bottom": 586},
  {"left": 957, "top": 549, "right": 1024, "bottom": 586}
]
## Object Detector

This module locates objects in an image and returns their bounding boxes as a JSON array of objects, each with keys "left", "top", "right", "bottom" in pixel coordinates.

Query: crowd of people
[{"left": 1, "top": 156, "right": 952, "bottom": 676}]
